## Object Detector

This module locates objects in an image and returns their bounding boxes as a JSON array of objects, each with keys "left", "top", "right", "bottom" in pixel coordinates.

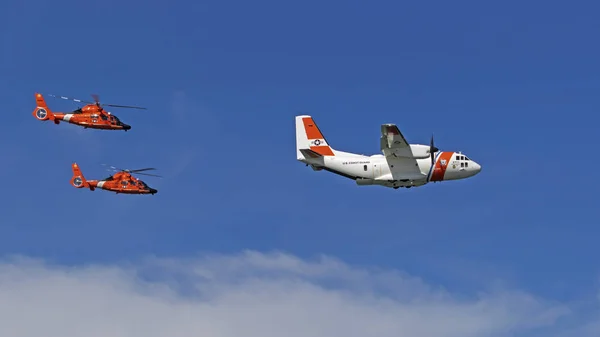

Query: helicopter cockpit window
[
  {"left": 101, "top": 115, "right": 108, "bottom": 120},
  {"left": 121, "top": 181, "right": 128, "bottom": 186}
]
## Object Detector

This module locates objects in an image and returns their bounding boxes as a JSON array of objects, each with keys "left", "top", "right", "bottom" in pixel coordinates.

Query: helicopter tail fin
[
  {"left": 32, "top": 93, "right": 55, "bottom": 121},
  {"left": 70, "top": 162, "right": 90, "bottom": 189}
]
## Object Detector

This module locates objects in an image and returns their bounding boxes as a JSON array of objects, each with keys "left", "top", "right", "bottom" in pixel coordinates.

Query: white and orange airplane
[{"left": 295, "top": 115, "right": 481, "bottom": 189}]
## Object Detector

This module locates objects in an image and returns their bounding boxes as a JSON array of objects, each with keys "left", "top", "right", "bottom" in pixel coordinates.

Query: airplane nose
[{"left": 473, "top": 162, "right": 481, "bottom": 174}]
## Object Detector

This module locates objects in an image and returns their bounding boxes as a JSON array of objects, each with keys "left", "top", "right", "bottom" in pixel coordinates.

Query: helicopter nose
[
  {"left": 149, "top": 188, "right": 158, "bottom": 194},
  {"left": 122, "top": 124, "right": 131, "bottom": 130}
]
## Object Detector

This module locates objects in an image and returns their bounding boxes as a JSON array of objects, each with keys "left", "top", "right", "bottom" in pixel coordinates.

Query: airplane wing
[
  {"left": 379, "top": 123, "right": 430, "bottom": 180},
  {"left": 380, "top": 124, "right": 414, "bottom": 158}
]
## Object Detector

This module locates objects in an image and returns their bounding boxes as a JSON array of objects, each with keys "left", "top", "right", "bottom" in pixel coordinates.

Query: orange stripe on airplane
[
  {"left": 302, "top": 117, "right": 324, "bottom": 140},
  {"left": 310, "top": 146, "right": 334, "bottom": 156},
  {"left": 430, "top": 151, "right": 454, "bottom": 181}
]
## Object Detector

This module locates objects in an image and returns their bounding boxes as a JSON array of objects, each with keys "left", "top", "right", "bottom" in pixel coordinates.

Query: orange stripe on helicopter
[
  {"left": 430, "top": 151, "right": 454, "bottom": 181},
  {"left": 35, "top": 93, "right": 48, "bottom": 107}
]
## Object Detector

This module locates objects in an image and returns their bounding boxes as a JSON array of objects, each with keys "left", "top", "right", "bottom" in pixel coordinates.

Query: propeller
[
  {"left": 429, "top": 134, "right": 439, "bottom": 166},
  {"left": 46, "top": 93, "right": 147, "bottom": 110},
  {"left": 102, "top": 164, "right": 162, "bottom": 178}
]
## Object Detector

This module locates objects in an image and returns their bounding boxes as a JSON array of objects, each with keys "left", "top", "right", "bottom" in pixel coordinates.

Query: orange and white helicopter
[
  {"left": 32, "top": 93, "right": 146, "bottom": 131},
  {"left": 70, "top": 163, "right": 159, "bottom": 195}
]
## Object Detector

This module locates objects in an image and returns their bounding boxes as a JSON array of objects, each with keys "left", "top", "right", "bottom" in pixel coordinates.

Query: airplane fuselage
[
  {"left": 304, "top": 149, "right": 480, "bottom": 189},
  {"left": 295, "top": 115, "right": 481, "bottom": 189}
]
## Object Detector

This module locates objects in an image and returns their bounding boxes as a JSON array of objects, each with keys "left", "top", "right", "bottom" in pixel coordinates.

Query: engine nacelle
[{"left": 407, "top": 144, "right": 432, "bottom": 159}]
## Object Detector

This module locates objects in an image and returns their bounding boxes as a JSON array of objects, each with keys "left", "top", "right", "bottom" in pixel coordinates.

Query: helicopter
[
  {"left": 70, "top": 163, "right": 159, "bottom": 195},
  {"left": 32, "top": 92, "right": 146, "bottom": 131}
]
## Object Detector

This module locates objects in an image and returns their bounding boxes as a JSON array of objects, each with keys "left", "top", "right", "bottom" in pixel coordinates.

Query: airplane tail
[
  {"left": 70, "top": 162, "right": 89, "bottom": 189},
  {"left": 32, "top": 93, "right": 55, "bottom": 121},
  {"left": 295, "top": 115, "right": 335, "bottom": 160}
]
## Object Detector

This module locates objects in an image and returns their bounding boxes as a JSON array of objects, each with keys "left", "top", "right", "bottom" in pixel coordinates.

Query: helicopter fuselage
[
  {"left": 70, "top": 167, "right": 158, "bottom": 195},
  {"left": 51, "top": 106, "right": 131, "bottom": 130},
  {"left": 33, "top": 94, "right": 133, "bottom": 131}
]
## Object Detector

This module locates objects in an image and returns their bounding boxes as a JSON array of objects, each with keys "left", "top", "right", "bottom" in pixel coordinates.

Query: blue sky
[{"left": 1, "top": 0, "right": 599, "bottom": 335}]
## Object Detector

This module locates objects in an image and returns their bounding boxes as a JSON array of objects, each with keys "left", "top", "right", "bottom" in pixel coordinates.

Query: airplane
[
  {"left": 70, "top": 163, "right": 159, "bottom": 195},
  {"left": 32, "top": 93, "right": 146, "bottom": 131},
  {"left": 295, "top": 115, "right": 481, "bottom": 189}
]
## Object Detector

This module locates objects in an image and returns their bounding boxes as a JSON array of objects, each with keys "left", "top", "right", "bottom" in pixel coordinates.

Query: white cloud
[{"left": 0, "top": 251, "right": 596, "bottom": 337}]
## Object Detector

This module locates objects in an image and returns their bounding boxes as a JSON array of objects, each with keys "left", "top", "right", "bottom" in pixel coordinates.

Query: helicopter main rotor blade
[
  {"left": 50, "top": 94, "right": 146, "bottom": 110},
  {"left": 47, "top": 94, "right": 94, "bottom": 104},
  {"left": 101, "top": 164, "right": 158, "bottom": 175},
  {"left": 101, "top": 164, "right": 122, "bottom": 170},
  {"left": 135, "top": 172, "right": 162, "bottom": 178},
  {"left": 128, "top": 168, "right": 157, "bottom": 173},
  {"left": 102, "top": 104, "right": 147, "bottom": 110}
]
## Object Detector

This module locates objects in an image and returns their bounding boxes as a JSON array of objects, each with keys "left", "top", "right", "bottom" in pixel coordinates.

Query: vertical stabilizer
[
  {"left": 295, "top": 115, "right": 335, "bottom": 160},
  {"left": 70, "top": 162, "right": 89, "bottom": 189},
  {"left": 32, "top": 93, "right": 55, "bottom": 121}
]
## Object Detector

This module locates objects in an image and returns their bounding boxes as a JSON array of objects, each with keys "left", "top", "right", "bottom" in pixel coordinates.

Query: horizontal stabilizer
[{"left": 299, "top": 148, "right": 323, "bottom": 158}]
